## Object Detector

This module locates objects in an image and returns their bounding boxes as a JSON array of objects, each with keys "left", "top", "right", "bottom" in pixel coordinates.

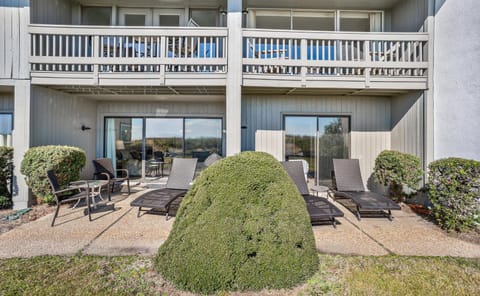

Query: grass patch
[
  {"left": 0, "top": 254, "right": 479, "bottom": 295},
  {"left": 0, "top": 255, "right": 158, "bottom": 296}
]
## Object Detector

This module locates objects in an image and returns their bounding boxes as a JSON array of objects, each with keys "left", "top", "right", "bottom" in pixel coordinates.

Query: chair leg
[
  {"left": 51, "top": 203, "right": 60, "bottom": 227},
  {"left": 332, "top": 217, "right": 337, "bottom": 228},
  {"left": 137, "top": 207, "right": 142, "bottom": 218},
  {"left": 127, "top": 179, "right": 131, "bottom": 195},
  {"left": 355, "top": 206, "right": 362, "bottom": 221},
  {"left": 387, "top": 210, "right": 393, "bottom": 222},
  {"left": 86, "top": 195, "right": 92, "bottom": 222}
]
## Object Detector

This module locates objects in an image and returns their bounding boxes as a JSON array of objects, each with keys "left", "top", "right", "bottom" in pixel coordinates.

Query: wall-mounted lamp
[
  {"left": 81, "top": 125, "right": 91, "bottom": 131},
  {"left": 242, "top": 9, "right": 249, "bottom": 15},
  {"left": 220, "top": 10, "right": 227, "bottom": 16}
]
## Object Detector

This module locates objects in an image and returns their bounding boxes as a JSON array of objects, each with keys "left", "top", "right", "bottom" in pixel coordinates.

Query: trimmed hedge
[
  {"left": 20, "top": 146, "right": 86, "bottom": 200},
  {"left": 428, "top": 158, "right": 480, "bottom": 232},
  {"left": 374, "top": 150, "right": 423, "bottom": 201},
  {"left": 0, "top": 147, "right": 13, "bottom": 209},
  {"left": 156, "top": 152, "right": 318, "bottom": 294}
]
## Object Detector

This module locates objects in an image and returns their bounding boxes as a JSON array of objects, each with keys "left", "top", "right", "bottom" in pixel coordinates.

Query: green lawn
[{"left": 0, "top": 254, "right": 479, "bottom": 296}]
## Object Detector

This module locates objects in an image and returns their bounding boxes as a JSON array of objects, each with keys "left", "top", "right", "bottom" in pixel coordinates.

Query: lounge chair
[
  {"left": 282, "top": 161, "right": 344, "bottom": 227},
  {"left": 47, "top": 170, "right": 91, "bottom": 227},
  {"left": 92, "top": 158, "right": 131, "bottom": 199},
  {"left": 331, "top": 159, "right": 401, "bottom": 221},
  {"left": 130, "top": 158, "right": 197, "bottom": 219}
]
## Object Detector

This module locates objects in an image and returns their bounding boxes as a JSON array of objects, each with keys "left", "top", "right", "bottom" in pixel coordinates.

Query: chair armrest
[
  {"left": 116, "top": 169, "right": 129, "bottom": 178},
  {"left": 54, "top": 186, "right": 83, "bottom": 195},
  {"left": 94, "top": 172, "right": 111, "bottom": 181}
]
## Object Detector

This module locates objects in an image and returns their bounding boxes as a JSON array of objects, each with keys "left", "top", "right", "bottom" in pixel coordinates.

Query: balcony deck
[
  {"left": 29, "top": 25, "right": 429, "bottom": 91},
  {"left": 243, "top": 29, "right": 429, "bottom": 90},
  {"left": 29, "top": 25, "right": 228, "bottom": 86}
]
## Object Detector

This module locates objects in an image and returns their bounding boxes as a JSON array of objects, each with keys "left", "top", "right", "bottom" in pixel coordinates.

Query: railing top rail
[
  {"left": 243, "top": 28, "right": 429, "bottom": 41},
  {"left": 29, "top": 24, "right": 228, "bottom": 36}
]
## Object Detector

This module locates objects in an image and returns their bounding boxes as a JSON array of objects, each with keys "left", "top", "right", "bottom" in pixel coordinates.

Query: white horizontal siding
[{"left": 242, "top": 95, "right": 392, "bottom": 189}]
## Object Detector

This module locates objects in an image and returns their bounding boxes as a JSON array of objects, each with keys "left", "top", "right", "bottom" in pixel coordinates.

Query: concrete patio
[{"left": 1, "top": 186, "right": 479, "bottom": 259}]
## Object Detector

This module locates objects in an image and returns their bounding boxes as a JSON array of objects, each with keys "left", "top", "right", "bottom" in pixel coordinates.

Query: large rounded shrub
[
  {"left": 20, "top": 146, "right": 86, "bottom": 200},
  {"left": 428, "top": 158, "right": 480, "bottom": 232},
  {"left": 156, "top": 152, "right": 318, "bottom": 294},
  {"left": 374, "top": 150, "right": 423, "bottom": 201}
]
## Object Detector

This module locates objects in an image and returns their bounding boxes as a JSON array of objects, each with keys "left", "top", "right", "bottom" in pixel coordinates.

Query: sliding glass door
[
  {"left": 105, "top": 117, "right": 223, "bottom": 179},
  {"left": 285, "top": 115, "right": 350, "bottom": 186}
]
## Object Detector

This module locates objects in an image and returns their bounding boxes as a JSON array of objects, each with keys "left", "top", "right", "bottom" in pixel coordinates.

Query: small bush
[
  {"left": 0, "top": 147, "right": 13, "bottom": 209},
  {"left": 374, "top": 150, "right": 423, "bottom": 201},
  {"left": 428, "top": 158, "right": 480, "bottom": 232},
  {"left": 156, "top": 152, "right": 319, "bottom": 294},
  {"left": 20, "top": 146, "right": 86, "bottom": 200}
]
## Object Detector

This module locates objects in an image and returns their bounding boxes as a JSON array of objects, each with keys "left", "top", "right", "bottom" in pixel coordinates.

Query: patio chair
[
  {"left": 282, "top": 161, "right": 344, "bottom": 227},
  {"left": 92, "top": 158, "right": 130, "bottom": 200},
  {"left": 331, "top": 159, "right": 401, "bottom": 221},
  {"left": 130, "top": 158, "right": 197, "bottom": 219},
  {"left": 47, "top": 170, "right": 91, "bottom": 227}
]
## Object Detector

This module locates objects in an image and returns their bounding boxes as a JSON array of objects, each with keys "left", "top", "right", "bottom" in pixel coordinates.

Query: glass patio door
[{"left": 285, "top": 115, "right": 350, "bottom": 186}]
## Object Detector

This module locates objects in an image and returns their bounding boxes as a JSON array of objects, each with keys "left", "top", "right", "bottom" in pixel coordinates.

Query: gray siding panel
[
  {"left": 391, "top": 91, "right": 424, "bottom": 160},
  {"left": 0, "top": 93, "right": 14, "bottom": 112},
  {"left": 31, "top": 86, "right": 98, "bottom": 178},
  {"left": 31, "top": 0, "right": 72, "bottom": 24},
  {"left": 242, "top": 95, "right": 391, "bottom": 188},
  {"left": 0, "top": 4, "right": 29, "bottom": 79},
  {"left": 391, "top": 0, "right": 428, "bottom": 32}
]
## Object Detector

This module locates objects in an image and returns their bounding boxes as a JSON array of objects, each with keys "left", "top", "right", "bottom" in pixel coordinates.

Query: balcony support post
[
  {"left": 12, "top": 80, "right": 31, "bottom": 210},
  {"left": 226, "top": 0, "right": 242, "bottom": 156}
]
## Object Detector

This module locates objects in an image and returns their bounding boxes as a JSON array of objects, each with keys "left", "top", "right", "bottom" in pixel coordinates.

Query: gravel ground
[{"left": 0, "top": 205, "right": 56, "bottom": 234}]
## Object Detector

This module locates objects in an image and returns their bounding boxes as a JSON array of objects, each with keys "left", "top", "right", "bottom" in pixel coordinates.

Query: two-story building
[{"left": 1, "top": 0, "right": 479, "bottom": 209}]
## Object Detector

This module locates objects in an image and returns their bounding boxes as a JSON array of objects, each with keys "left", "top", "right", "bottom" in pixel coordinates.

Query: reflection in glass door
[
  {"left": 106, "top": 117, "right": 223, "bottom": 180},
  {"left": 185, "top": 118, "right": 222, "bottom": 162},
  {"left": 285, "top": 115, "right": 350, "bottom": 186},
  {"left": 105, "top": 118, "right": 144, "bottom": 177}
]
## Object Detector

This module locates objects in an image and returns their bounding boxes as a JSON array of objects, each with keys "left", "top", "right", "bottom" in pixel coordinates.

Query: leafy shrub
[
  {"left": 0, "top": 147, "right": 13, "bottom": 209},
  {"left": 20, "top": 146, "right": 86, "bottom": 200},
  {"left": 374, "top": 150, "right": 423, "bottom": 201},
  {"left": 428, "top": 158, "right": 480, "bottom": 232},
  {"left": 156, "top": 151, "right": 318, "bottom": 294}
]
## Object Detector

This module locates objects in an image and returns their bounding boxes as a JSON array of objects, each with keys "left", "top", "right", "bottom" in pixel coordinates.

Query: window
[
  {"left": 190, "top": 9, "right": 218, "bottom": 27},
  {"left": 249, "top": 9, "right": 383, "bottom": 32},
  {"left": 339, "top": 11, "right": 382, "bottom": 32},
  {"left": 105, "top": 117, "right": 223, "bottom": 179},
  {"left": 0, "top": 113, "right": 13, "bottom": 147},
  {"left": 82, "top": 6, "right": 112, "bottom": 25}
]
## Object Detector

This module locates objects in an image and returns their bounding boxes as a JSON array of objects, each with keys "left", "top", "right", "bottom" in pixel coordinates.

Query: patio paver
[{"left": 0, "top": 188, "right": 479, "bottom": 259}]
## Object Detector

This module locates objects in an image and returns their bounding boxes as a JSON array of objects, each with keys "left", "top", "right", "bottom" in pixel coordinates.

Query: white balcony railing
[
  {"left": 243, "top": 29, "right": 429, "bottom": 88},
  {"left": 29, "top": 25, "right": 228, "bottom": 85}
]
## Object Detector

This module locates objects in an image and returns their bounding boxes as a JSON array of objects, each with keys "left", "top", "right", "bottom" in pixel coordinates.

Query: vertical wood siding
[
  {"left": 391, "top": 0, "right": 429, "bottom": 32},
  {"left": 30, "top": 86, "right": 98, "bottom": 178},
  {"left": 0, "top": 92, "right": 14, "bottom": 112},
  {"left": 30, "top": 0, "right": 72, "bottom": 24},
  {"left": 242, "top": 95, "right": 391, "bottom": 188},
  {"left": 0, "top": 4, "right": 29, "bottom": 79},
  {"left": 391, "top": 91, "right": 424, "bottom": 160}
]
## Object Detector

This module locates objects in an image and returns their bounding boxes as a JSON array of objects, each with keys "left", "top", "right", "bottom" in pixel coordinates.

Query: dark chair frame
[
  {"left": 92, "top": 158, "right": 131, "bottom": 200},
  {"left": 47, "top": 170, "right": 91, "bottom": 227},
  {"left": 282, "top": 161, "right": 344, "bottom": 228},
  {"left": 330, "top": 158, "right": 401, "bottom": 221}
]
